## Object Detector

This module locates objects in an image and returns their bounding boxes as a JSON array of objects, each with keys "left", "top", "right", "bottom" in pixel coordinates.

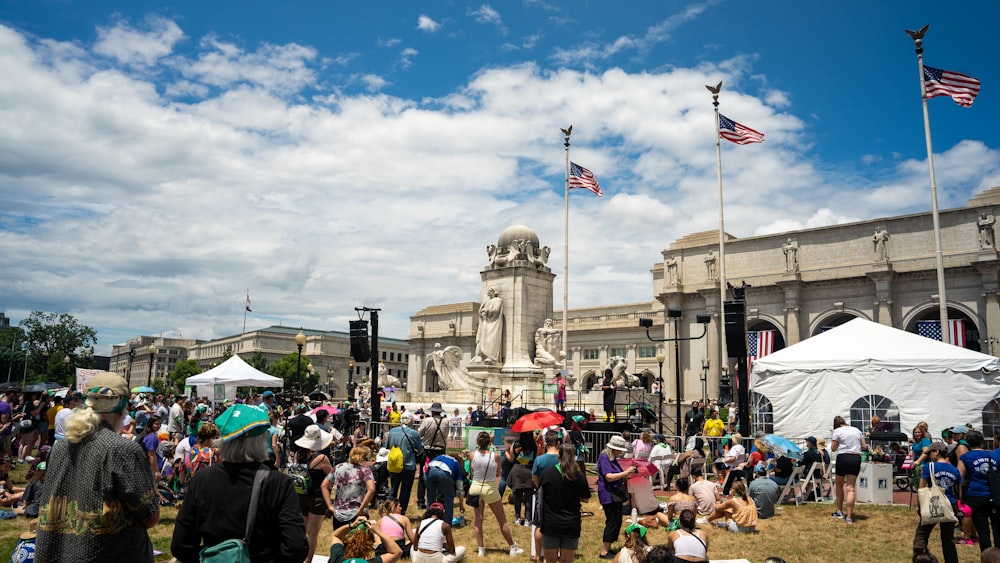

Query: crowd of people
[{"left": 4, "top": 376, "right": 1000, "bottom": 562}]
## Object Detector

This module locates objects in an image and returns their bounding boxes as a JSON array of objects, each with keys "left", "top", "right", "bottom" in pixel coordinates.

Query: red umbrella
[
  {"left": 618, "top": 457, "right": 659, "bottom": 479},
  {"left": 312, "top": 405, "right": 341, "bottom": 416},
  {"left": 510, "top": 410, "right": 564, "bottom": 433}
]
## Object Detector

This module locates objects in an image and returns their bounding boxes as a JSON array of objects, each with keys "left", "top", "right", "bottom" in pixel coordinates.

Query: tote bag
[{"left": 918, "top": 462, "right": 957, "bottom": 526}]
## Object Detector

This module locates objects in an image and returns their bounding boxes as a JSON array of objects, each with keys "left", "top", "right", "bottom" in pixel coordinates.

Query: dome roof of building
[{"left": 498, "top": 225, "right": 539, "bottom": 248}]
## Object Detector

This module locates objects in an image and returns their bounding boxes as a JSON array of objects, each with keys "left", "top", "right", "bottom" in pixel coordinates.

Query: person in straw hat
[
  {"left": 172, "top": 403, "right": 307, "bottom": 562},
  {"left": 35, "top": 371, "right": 161, "bottom": 562},
  {"left": 597, "top": 434, "right": 635, "bottom": 559},
  {"left": 293, "top": 423, "right": 334, "bottom": 563}
]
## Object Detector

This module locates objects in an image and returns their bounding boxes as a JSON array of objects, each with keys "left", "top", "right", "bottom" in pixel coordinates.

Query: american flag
[
  {"left": 923, "top": 65, "right": 981, "bottom": 108},
  {"left": 917, "top": 319, "right": 967, "bottom": 348},
  {"left": 747, "top": 330, "right": 775, "bottom": 370},
  {"left": 246, "top": 292, "right": 252, "bottom": 312},
  {"left": 719, "top": 114, "right": 765, "bottom": 145},
  {"left": 569, "top": 162, "right": 603, "bottom": 197}
]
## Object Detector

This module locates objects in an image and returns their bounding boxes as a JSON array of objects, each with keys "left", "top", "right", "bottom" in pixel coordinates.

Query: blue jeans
[
  {"left": 426, "top": 466, "right": 456, "bottom": 523},
  {"left": 499, "top": 455, "right": 514, "bottom": 496}
]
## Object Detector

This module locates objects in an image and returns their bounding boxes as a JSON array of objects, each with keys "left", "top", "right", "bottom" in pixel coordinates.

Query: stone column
[
  {"left": 975, "top": 259, "right": 1000, "bottom": 356},
  {"left": 866, "top": 268, "right": 896, "bottom": 326},
  {"left": 777, "top": 280, "right": 803, "bottom": 345},
  {"left": 571, "top": 346, "right": 582, "bottom": 389}
]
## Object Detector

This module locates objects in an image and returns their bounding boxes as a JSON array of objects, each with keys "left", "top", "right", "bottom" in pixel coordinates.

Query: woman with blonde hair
[
  {"left": 468, "top": 431, "right": 523, "bottom": 557},
  {"left": 36, "top": 372, "right": 161, "bottom": 561},
  {"left": 705, "top": 481, "right": 757, "bottom": 533},
  {"left": 631, "top": 431, "right": 653, "bottom": 460},
  {"left": 324, "top": 445, "right": 376, "bottom": 531}
]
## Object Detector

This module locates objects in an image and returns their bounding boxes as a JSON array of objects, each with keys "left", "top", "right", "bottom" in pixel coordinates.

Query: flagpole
[
  {"left": 243, "top": 289, "right": 249, "bottom": 335},
  {"left": 562, "top": 126, "right": 572, "bottom": 370},
  {"left": 906, "top": 24, "right": 950, "bottom": 344},
  {"left": 707, "top": 84, "right": 730, "bottom": 379}
]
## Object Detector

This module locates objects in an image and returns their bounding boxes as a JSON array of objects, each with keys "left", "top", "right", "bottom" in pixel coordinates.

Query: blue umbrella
[{"left": 761, "top": 434, "right": 803, "bottom": 460}]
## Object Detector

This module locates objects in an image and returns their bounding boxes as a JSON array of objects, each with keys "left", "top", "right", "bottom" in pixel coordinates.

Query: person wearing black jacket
[{"left": 171, "top": 404, "right": 307, "bottom": 562}]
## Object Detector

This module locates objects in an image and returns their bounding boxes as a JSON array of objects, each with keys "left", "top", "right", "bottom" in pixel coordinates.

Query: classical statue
[
  {"left": 527, "top": 243, "right": 551, "bottom": 268},
  {"left": 503, "top": 240, "right": 522, "bottom": 265},
  {"left": 473, "top": 287, "right": 504, "bottom": 363},
  {"left": 363, "top": 361, "right": 401, "bottom": 390},
  {"left": 607, "top": 356, "right": 641, "bottom": 388},
  {"left": 533, "top": 319, "right": 563, "bottom": 368},
  {"left": 873, "top": 227, "right": 890, "bottom": 262},
  {"left": 425, "top": 343, "right": 469, "bottom": 390},
  {"left": 979, "top": 213, "right": 996, "bottom": 250},
  {"left": 704, "top": 250, "right": 718, "bottom": 280},
  {"left": 487, "top": 244, "right": 499, "bottom": 268},
  {"left": 782, "top": 238, "right": 799, "bottom": 272},
  {"left": 539, "top": 246, "right": 551, "bottom": 265},
  {"left": 665, "top": 257, "right": 679, "bottom": 284}
]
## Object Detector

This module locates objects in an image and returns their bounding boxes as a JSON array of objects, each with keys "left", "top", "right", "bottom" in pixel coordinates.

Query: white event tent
[
  {"left": 185, "top": 354, "right": 283, "bottom": 402},
  {"left": 750, "top": 317, "right": 1000, "bottom": 439}
]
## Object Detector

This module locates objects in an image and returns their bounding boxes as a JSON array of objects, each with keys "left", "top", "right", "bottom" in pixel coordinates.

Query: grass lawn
[{"left": 0, "top": 465, "right": 983, "bottom": 563}]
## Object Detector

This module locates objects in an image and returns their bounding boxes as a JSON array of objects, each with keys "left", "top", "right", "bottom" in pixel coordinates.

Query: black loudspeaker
[
  {"left": 349, "top": 320, "right": 371, "bottom": 363},
  {"left": 723, "top": 301, "right": 747, "bottom": 357}
]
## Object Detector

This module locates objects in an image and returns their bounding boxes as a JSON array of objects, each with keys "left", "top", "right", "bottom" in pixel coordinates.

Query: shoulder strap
[
  {"left": 432, "top": 416, "right": 445, "bottom": 445},
  {"left": 244, "top": 467, "right": 268, "bottom": 541},
  {"left": 403, "top": 428, "right": 420, "bottom": 453}
]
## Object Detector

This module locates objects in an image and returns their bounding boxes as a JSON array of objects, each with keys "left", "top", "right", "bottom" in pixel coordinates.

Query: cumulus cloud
[
  {"left": 94, "top": 16, "right": 184, "bottom": 66},
  {"left": 417, "top": 15, "right": 441, "bottom": 32},
  {"left": 0, "top": 19, "right": 996, "bottom": 354}
]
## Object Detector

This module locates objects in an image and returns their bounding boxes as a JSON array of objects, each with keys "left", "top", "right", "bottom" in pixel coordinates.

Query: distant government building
[{"left": 409, "top": 187, "right": 1000, "bottom": 433}]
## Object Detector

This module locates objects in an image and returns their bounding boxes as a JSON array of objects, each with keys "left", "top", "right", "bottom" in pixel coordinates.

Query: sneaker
[
  {"left": 696, "top": 517, "right": 709, "bottom": 525},
  {"left": 845, "top": 517, "right": 854, "bottom": 525},
  {"left": 514, "top": 518, "right": 523, "bottom": 526},
  {"left": 831, "top": 511, "right": 844, "bottom": 519},
  {"left": 510, "top": 544, "right": 524, "bottom": 556},
  {"left": 523, "top": 519, "right": 532, "bottom": 527},
  {"left": 24, "top": 456, "right": 34, "bottom": 463},
  {"left": 478, "top": 547, "right": 486, "bottom": 557}
]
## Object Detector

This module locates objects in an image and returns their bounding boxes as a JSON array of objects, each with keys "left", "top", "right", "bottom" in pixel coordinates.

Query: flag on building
[
  {"left": 923, "top": 65, "right": 981, "bottom": 107},
  {"left": 569, "top": 162, "right": 603, "bottom": 197},
  {"left": 246, "top": 292, "right": 252, "bottom": 312},
  {"left": 917, "top": 319, "right": 967, "bottom": 347},
  {"left": 747, "top": 330, "right": 775, "bottom": 370},
  {"left": 719, "top": 114, "right": 765, "bottom": 145}
]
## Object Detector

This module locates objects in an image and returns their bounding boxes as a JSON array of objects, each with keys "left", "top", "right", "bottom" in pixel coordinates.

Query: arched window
[
  {"left": 982, "top": 398, "right": 1000, "bottom": 449},
  {"left": 849, "top": 394, "right": 900, "bottom": 433},
  {"left": 751, "top": 392, "right": 773, "bottom": 435}
]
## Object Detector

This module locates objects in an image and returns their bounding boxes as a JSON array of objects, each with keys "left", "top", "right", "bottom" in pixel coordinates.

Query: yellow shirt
[{"left": 703, "top": 418, "right": 725, "bottom": 437}]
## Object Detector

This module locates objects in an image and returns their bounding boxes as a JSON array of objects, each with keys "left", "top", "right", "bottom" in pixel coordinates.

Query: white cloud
[
  {"left": 0, "top": 20, "right": 997, "bottom": 354},
  {"left": 468, "top": 4, "right": 508, "bottom": 35},
  {"left": 93, "top": 16, "right": 184, "bottom": 66},
  {"left": 417, "top": 15, "right": 441, "bottom": 32},
  {"left": 399, "top": 47, "right": 418, "bottom": 69}
]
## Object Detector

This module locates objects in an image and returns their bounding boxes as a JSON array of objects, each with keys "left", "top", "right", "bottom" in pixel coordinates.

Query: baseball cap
[
  {"left": 429, "top": 502, "right": 445, "bottom": 512},
  {"left": 928, "top": 442, "right": 948, "bottom": 453},
  {"left": 262, "top": 390, "right": 274, "bottom": 397},
  {"left": 951, "top": 425, "right": 968, "bottom": 435}
]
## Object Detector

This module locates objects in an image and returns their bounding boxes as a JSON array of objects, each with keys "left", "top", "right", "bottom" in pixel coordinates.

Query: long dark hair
[
  {"left": 557, "top": 444, "right": 580, "bottom": 481},
  {"left": 141, "top": 415, "right": 161, "bottom": 437}
]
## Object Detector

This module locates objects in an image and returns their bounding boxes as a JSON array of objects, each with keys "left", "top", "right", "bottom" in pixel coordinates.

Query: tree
[
  {"left": 0, "top": 326, "right": 27, "bottom": 384},
  {"left": 266, "top": 353, "right": 313, "bottom": 391},
  {"left": 246, "top": 352, "right": 268, "bottom": 371},
  {"left": 19, "top": 311, "right": 97, "bottom": 385},
  {"left": 170, "top": 360, "right": 203, "bottom": 392}
]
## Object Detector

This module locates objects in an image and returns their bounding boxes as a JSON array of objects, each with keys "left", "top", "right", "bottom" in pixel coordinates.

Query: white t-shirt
[
  {"left": 724, "top": 443, "right": 747, "bottom": 467},
  {"left": 174, "top": 435, "right": 193, "bottom": 462},
  {"left": 832, "top": 425, "right": 864, "bottom": 454},
  {"left": 166, "top": 403, "right": 184, "bottom": 434},
  {"left": 54, "top": 407, "right": 74, "bottom": 440}
]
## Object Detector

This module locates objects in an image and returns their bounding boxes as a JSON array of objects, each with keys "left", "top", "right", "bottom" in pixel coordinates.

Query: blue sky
[{"left": 1, "top": 0, "right": 998, "bottom": 354}]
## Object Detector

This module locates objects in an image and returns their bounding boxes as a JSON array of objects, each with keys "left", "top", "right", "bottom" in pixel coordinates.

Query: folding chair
[
  {"left": 799, "top": 461, "right": 831, "bottom": 502},
  {"left": 648, "top": 452, "right": 676, "bottom": 489},
  {"left": 720, "top": 454, "right": 748, "bottom": 494},
  {"left": 775, "top": 464, "right": 807, "bottom": 506}
]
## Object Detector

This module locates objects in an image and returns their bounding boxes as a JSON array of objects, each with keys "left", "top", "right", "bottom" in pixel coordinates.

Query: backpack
[
  {"left": 283, "top": 463, "right": 312, "bottom": 495},
  {"left": 387, "top": 446, "right": 404, "bottom": 474}
]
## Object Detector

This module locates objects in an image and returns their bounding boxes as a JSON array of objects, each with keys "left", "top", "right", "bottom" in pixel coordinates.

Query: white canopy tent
[
  {"left": 750, "top": 317, "right": 1000, "bottom": 439},
  {"left": 185, "top": 355, "right": 283, "bottom": 402}
]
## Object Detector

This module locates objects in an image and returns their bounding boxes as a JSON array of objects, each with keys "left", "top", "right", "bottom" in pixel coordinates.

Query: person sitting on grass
[
  {"left": 411, "top": 502, "right": 466, "bottom": 563},
  {"left": 329, "top": 514, "right": 402, "bottom": 563},
  {"left": 376, "top": 498, "right": 414, "bottom": 559},
  {"left": 705, "top": 482, "right": 758, "bottom": 534},
  {"left": 747, "top": 463, "right": 779, "bottom": 519},
  {"left": 664, "top": 509, "right": 708, "bottom": 562},
  {"left": 613, "top": 523, "right": 651, "bottom": 563},
  {"left": 665, "top": 477, "right": 699, "bottom": 523}
]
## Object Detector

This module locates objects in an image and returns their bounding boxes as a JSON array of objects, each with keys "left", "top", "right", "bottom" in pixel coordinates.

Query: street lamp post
[
  {"left": 655, "top": 352, "right": 666, "bottom": 434},
  {"left": 127, "top": 348, "right": 136, "bottom": 388},
  {"left": 700, "top": 358, "right": 710, "bottom": 406},
  {"left": 148, "top": 344, "right": 158, "bottom": 387},
  {"left": 294, "top": 329, "right": 306, "bottom": 392},
  {"left": 348, "top": 359, "right": 355, "bottom": 401},
  {"left": 640, "top": 311, "right": 712, "bottom": 439}
]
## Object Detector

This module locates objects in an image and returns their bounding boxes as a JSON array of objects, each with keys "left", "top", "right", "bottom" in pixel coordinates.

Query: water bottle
[{"left": 631, "top": 507, "right": 638, "bottom": 523}]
